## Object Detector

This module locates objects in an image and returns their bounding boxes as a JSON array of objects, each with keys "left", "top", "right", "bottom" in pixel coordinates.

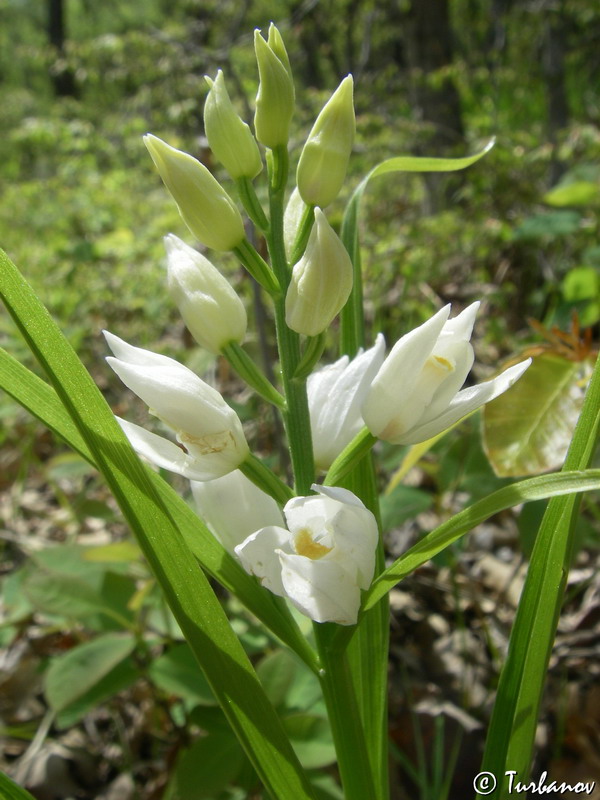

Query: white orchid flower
[
  {"left": 105, "top": 332, "right": 249, "bottom": 480},
  {"left": 362, "top": 302, "right": 531, "bottom": 446},
  {"left": 308, "top": 334, "right": 386, "bottom": 470},
  {"left": 235, "top": 485, "right": 378, "bottom": 626},
  {"left": 191, "top": 470, "right": 284, "bottom": 554}
]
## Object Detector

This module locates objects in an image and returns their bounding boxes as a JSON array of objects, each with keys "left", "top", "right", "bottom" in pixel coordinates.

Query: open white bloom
[
  {"left": 362, "top": 303, "right": 531, "bottom": 445},
  {"left": 235, "top": 485, "right": 378, "bottom": 625},
  {"left": 191, "top": 470, "right": 284, "bottom": 554},
  {"left": 165, "top": 234, "right": 247, "bottom": 354},
  {"left": 308, "top": 334, "right": 385, "bottom": 470},
  {"left": 105, "top": 332, "right": 249, "bottom": 480}
]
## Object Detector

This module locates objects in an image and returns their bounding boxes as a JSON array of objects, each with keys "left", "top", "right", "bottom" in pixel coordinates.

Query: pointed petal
[
  {"left": 104, "top": 331, "right": 177, "bottom": 369},
  {"left": 439, "top": 301, "right": 480, "bottom": 341},
  {"left": 115, "top": 418, "right": 222, "bottom": 480},
  {"left": 398, "top": 359, "right": 532, "bottom": 444},
  {"left": 363, "top": 307, "right": 451, "bottom": 436},
  {"left": 308, "top": 334, "right": 385, "bottom": 468},
  {"left": 106, "top": 357, "right": 235, "bottom": 437},
  {"left": 374, "top": 306, "right": 451, "bottom": 391},
  {"left": 307, "top": 354, "right": 350, "bottom": 412},
  {"left": 278, "top": 554, "right": 361, "bottom": 625}
]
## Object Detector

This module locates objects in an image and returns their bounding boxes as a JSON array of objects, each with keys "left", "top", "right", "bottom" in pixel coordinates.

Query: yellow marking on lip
[
  {"left": 179, "top": 429, "right": 233, "bottom": 454},
  {"left": 430, "top": 354, "right": 454, "bottom": 372},
  {"left": 294, "top": 528, "right": 332, "bottom": 560}
]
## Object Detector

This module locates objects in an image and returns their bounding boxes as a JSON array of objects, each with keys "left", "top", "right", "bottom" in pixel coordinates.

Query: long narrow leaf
[
  {"left": 336, "top": 140, "right": 495, "bottom": 798},
  {"left": 0, "top": 249, "right": 316, "bottom": 800},
  {"left": 478, "top": 353, "right": 600, "bottom": 799},
  {"left": 364, "top": 469, "right": 600, "bottom": 611},
  {"left": 0, "top": 772, "right": 37, "bottom": 800},
  {"left": 342, "top": 459, "right": 389, "bottom": 799},
  {"left": 0, "top": 345, "right": 317, "bottom": 672},
  {"left": 339, "top": 141, "right": 494, "bottom": 355}
]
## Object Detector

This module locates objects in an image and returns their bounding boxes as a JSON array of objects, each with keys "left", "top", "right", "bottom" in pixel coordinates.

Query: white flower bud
[
  {"left": 144, "top": 134, "right": 245, "bottom": 251},
  {"left": 283, "top": 187, "right": 308, "bottom": 260},
  {"left": 285, "top": 208, "right": 353, "bottom": 336},
  {"left": 164, "top": 234, "right": 247, "bottom": 354},
  {"left": 204, "top": 70, "right": 262, "bottom": 180},
  {"left": 297, "top": 75, "right": 355, "bottom": 207},
  {"left": 254, "top": 27, "right": 295, "bottom": 149}
]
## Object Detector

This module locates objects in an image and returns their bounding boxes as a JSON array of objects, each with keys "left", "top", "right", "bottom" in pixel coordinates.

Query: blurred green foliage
[{"left": 1, "top": 0, "right": 599, "bottom": 370}]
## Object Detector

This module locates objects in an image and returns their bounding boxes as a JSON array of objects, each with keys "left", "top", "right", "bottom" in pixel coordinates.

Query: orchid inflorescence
[{"left": 105, "top": 24, "right": 530, "bottom": 626}]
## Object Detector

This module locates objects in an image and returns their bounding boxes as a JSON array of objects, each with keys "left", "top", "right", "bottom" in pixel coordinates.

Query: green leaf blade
[
  {"left": 0, "top": 249, "right": 317, "bottom": 800},
  {"left": 365, "top": 469, "right": 600, "bottom": 610},
  {"left": 0, "top": 345, "right": 317, "bottom": 672},
  {"left": 0, "top": 772, "right": 38, "bottom": 800},
  {"left": 45, "top": 632, "right": 137, "bottom": 713},
  {"left": 339, "top": 140, "right": 494, "bottom": 355},
  {"left": 479, "top": 352, "right": 600, "bottom": 798}
]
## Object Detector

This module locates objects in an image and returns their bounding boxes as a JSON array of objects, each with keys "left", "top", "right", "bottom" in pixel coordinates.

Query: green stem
[
  {"left": 236, "top": 176, "right": 269, "bottom": 232},
  {"left": 268, "top": 144, "right": 288, "bottom": 195},
  {"left": 336, "top": 185, "right": 389, "bottom": 796},
  {"left": 324, "top": 427, "right": 377, "bottom": 487},
  {"left": 233, "top": 239, "right": 280, "bottom": 295},
  {"left": 222, "top": 341, "right": 286, "bottom": 409},
  {"left": 266, "top": 145, "right": 315, "bottom": 495},
  {"left": 294, "top": 332, "right": 327, "bottom": 379},
  {"left": 240, "top": 453, "right": 294, "bottom": 505},
  {"left": 313, "top": 624, "right": 378, "bottom": 800},
  {"left": 339, "top": 190, "right": 365, "bottom": 356},
  {"left": 340, "top": 457, "right": 390, "bottom": 799}
]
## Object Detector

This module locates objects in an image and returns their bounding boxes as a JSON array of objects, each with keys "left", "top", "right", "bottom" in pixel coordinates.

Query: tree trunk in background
[
  {"left": 291, "top": 1, "right": 328, "bottom": 88},
  {"left": 401, "top": 0, "right": 465, "bottom": 150},
  {"left": 542, "top": 1, "right": 570, "bottom": 184},
  {"left": 47, "top": 0, "right": 77, "bottom": 97},
  {"left": 390, "top": 0, "right": 465, "bottom": 210}
]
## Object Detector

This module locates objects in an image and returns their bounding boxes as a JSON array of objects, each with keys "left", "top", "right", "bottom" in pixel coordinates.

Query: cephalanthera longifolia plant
[{"left": 1, "top": 23, "right": 599, "bottom": 800}]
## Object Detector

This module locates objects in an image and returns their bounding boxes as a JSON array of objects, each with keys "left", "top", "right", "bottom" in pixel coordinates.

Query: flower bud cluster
[{"left": 106, "top": 25, "right": 530, "bottom": 626}]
